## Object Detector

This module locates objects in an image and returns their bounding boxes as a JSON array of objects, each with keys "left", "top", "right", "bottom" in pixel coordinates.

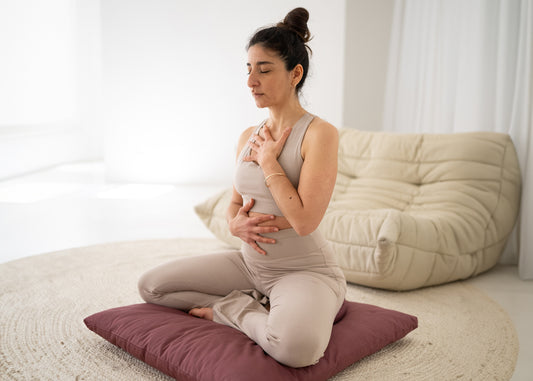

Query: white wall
[
  {"left": 0, "top": 1, "right": 347, "bottom": 183},
  {"left": 101, "top": 0, "right": 346, "bottom": 185},
  {"left": 0, "top": 0, "right": 103, "bottom": 180},
  {"left": 0, "top": 0, "right": 399, "bottom": 182}
]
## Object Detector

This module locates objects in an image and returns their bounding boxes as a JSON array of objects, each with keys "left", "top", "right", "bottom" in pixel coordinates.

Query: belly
[{"left": 249, "top": 212, "right": 292, "bottom": 230}]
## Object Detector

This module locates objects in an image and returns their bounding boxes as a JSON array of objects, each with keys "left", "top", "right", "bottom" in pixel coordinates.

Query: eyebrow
[{"left": 246, "top": 61, "right": 275, "bottom": 67}]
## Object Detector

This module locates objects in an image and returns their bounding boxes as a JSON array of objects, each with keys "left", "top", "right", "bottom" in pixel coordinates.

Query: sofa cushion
[{"left": 194, "top": 188, "right": 241, "bottom": 248}]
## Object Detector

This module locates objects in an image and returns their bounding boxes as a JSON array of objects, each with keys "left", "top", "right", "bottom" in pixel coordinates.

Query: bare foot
[{"left": 188, "top": 307, "right": 214, "bottom": 321}]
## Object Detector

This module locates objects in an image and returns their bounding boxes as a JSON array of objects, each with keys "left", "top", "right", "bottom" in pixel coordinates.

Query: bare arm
[{"left": 247, "top": 119, "right": 338, "bottom": 236}]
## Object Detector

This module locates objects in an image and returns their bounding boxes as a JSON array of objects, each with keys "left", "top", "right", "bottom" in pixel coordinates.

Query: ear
[{"left": 291, "top": 64, "right": 304, "bottom": 88}]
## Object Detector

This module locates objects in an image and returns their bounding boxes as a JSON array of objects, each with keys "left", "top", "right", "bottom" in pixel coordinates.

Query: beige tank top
[{"left": 234, "top": 112, "right": 315, "bottom": 216}]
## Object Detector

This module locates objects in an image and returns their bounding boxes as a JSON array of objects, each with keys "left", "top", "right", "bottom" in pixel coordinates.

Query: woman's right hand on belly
[{"left": 229, "top": 198, "right": 279, "bottom": 255}]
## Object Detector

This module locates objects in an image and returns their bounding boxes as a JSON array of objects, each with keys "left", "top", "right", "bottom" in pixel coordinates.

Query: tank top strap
[
  {"left": 290, "top": 112, "right": 315, "bottom": 142},
  {"left": 238, "top": 119, "right": 268, "bottom": 162},
  {"left": 255, "top": 119, "right": 267, "bottom": 134}
]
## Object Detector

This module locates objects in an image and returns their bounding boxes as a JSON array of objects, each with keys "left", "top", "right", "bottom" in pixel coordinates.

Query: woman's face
[{"left": 247, "top": 44, "right": 297, "bottom": 108}]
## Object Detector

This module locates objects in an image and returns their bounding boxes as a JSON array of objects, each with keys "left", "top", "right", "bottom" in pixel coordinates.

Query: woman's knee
[
  {"left": 137, "top": 270, "right": 162, "bottom": 303},
  {"left": 137, "top": 259, "right": 188, "bottom": 303},
  {"left": 267, "top": 327, "right": 328, "bottom": 368}
]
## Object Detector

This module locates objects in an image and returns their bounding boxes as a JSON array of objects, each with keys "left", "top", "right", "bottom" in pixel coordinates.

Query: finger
[
  {"left": 253, "top": 235, "right": 277, "bottom": 244},
  {"left": 240, "top": 198, "right": 255, "bottom": 213},
  {"left": 252, "top": 133, "right": 264, "bottom": 143},
  {"left": 249, "top": 214, "right": 276, "bottom": 224},
  {"left": 247, "top": 143, "right": 258, "bottom": 154},
  {"left": 249, "top": 134, "right": 264, "bottom": 147},
  {"left": 250, "top": 242, "right": 267, "bottom": 255},
  {"left": 263, "top": 126, "right": 274, "bottom": 141},
  {"left": 277, "top": 127, "right": 292, "bottom": 147},
  {"left": 254, "top": 226, "right": 279, "bottom": 235}
]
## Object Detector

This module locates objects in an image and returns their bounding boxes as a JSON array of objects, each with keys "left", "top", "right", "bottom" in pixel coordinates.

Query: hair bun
[{"left": 277, "top": 7, "right": 311, "bottom": 43}]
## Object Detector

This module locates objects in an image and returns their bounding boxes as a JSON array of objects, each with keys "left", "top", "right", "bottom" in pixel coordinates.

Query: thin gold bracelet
[{"left": 264, "top": 172, "right": 285, "bottom": 187}]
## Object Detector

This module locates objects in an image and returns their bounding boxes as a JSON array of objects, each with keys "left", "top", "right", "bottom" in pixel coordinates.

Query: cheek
[{"left": 269, "top": 78, "right": 291, "bottom": 96}]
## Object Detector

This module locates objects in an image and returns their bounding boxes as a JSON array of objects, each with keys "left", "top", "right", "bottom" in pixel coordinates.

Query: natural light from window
[
  {"left": 0, "top": 183, "right": 81, "bottom": 203},
  {"left": 96, "top": 184, "right": 176, "bottom": 200},
  {"left": 0, "top": 0, "right": 77, "bottom": 125}
]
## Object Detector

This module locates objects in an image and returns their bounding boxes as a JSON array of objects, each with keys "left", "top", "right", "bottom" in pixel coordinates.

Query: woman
[{"left": 138, "top": 7, "right": 346, "bottom": 368}]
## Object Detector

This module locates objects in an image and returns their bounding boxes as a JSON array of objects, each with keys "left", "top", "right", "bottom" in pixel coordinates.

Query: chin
[{"left": 254, "top": 100, "right": 269, "bottom": 109}]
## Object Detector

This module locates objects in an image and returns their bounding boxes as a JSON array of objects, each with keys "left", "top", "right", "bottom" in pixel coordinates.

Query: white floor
[{"left": 1, "top": 161, "right": 532, "bottom": 381}]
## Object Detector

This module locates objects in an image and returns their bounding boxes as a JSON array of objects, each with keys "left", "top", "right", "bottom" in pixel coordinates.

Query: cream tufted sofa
[{"left": 195, "top": 128, "right": 521, "bottom": 290}]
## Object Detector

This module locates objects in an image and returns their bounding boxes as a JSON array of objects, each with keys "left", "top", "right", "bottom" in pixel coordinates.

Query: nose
[{"left": 247, "top": 70, "right": 259, "bottom": 89}]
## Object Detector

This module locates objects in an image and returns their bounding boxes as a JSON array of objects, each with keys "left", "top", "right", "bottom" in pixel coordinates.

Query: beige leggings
[{"left": 138, "top": 229, "right": 346, "bottom": 368}]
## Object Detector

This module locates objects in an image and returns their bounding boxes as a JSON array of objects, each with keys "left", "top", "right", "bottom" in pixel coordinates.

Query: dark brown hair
[{"left": 247, "top": 8, "right": 312, "bottom": 94}]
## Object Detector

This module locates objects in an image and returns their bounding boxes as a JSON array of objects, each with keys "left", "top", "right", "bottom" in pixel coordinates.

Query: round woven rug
[{"left": 0, "top": 238, "right": 518, "bottom": 380}]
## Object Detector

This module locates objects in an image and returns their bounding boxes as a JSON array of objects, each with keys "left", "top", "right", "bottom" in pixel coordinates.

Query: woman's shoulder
[
  {"left": 240, "top": 125, "right": 257, "bottom": 139},
  {"left": 301, "top": 116, "right": 338, "bottom": 158},
  {"left": 306, "top": 116, "right": 339, "bottom": 143},
  {"left": 235, "top": 125, "right": 258, "bottom": 157},
  {"left": 238, "top": 125, "right": 256, "bottom": 144}
]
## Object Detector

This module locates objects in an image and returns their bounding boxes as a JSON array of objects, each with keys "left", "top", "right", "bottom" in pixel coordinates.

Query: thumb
[{"left": 240, "top": 198, "right": 254, "bottom": 213}]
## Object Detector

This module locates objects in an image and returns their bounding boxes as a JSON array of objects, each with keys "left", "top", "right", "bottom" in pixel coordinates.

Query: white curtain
[{"left": 383, "top": 0, "right": 533, "bottom": 279}]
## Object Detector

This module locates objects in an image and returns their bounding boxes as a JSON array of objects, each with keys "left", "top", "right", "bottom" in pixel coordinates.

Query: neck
[{"left": 267, "top": 95, "right": 306, "bottom": 133}]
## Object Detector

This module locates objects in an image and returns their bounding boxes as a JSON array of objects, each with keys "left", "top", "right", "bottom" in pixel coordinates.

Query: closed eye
[{"left": 247, "top": 70, "right": 271, "bottom": 75}]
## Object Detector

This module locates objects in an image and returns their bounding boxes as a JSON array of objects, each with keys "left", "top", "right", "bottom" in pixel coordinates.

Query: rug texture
[{"left": 0, "top": 238, "right": 518, "bottom": 380}]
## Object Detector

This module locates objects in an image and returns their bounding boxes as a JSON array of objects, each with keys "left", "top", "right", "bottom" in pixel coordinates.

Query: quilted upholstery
[
  {"left": 194, "top": 128, "right": 521, "bottom": 291},
  {"left": 320, "top": 129, "right": 521, "bottom": 290}
]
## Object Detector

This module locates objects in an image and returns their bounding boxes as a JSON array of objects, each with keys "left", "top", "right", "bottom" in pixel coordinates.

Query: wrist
[
  {"left": 228, "top": 218, "right": 237, "bottom": 236},
  {"left": 264, "top": 172, "right": 285, "bottom": 187},
  {"left": 258, "top": 154, "right": 278, "bottom": 169},
  {"left": 261, "top": 160, "right": 281, "bottom": 175}
]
